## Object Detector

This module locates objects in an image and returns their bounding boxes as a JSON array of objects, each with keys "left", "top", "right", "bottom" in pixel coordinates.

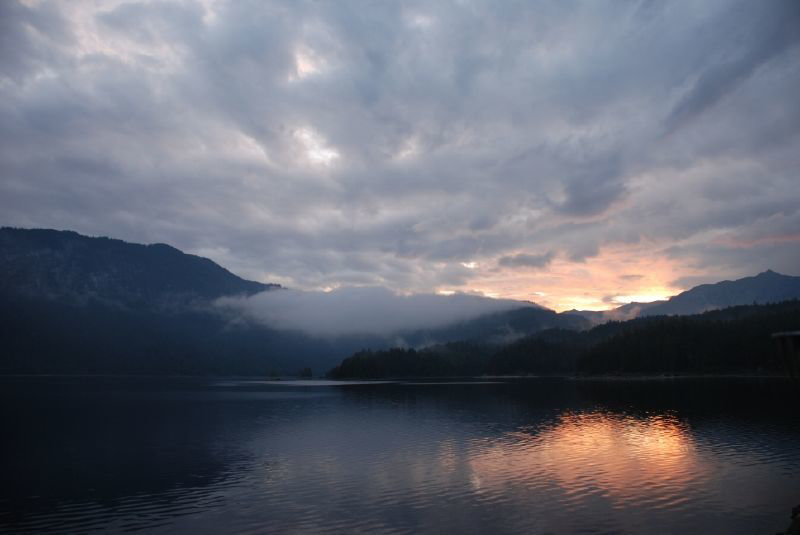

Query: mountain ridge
[
  {"left": 564, "top": 269, "right": 800, "bottom": 324},
  {"left": 0, "top": 227, "right": 583, "bottom": 374},
  {"left": 2, "top": 227, "right": 798, "bottom": 375},
  {"left": 0, "top": 227, "right": 279, "bottom": 309}
]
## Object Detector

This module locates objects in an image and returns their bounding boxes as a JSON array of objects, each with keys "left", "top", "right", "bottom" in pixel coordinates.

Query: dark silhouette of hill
[
  {"left": 328, "top": 300, "right": 800, "bottom": 378},
  {"left": 0, "top": 228, "right": 584, "bottom": 375},
  {"left": 640, "top": 270, "right": 800, "bottom": 316},
  {"left": 564, "top": 270, "right": 800, "bottom": 324},
  {"left": 0, "top": 228, "right": 276, "bottom": 308},
  {"left": 403, "top": 306, "right": 589, "bottom": 346},
  {"left": 5, "top": 227, "right": 794, "bottom": 377},
  {"left": 0, "top": 229, "right": 309, "bottom": 374}
]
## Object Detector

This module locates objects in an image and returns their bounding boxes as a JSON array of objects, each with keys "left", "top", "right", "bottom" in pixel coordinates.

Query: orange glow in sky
[{"left": 437, "top": 244, "right": 698, "bottom": 312}]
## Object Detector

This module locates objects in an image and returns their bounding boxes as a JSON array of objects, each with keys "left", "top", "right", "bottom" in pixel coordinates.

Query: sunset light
[{"left": 2, "top": 2, "right": 800, "bottom": 532}]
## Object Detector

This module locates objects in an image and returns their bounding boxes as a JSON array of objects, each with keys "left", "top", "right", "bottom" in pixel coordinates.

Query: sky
[{"left": 1, "top": 0, "right": 799, "bottom": 311}]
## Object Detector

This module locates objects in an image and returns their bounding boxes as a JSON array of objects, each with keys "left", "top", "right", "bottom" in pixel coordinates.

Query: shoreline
[{"left": 1, "top": 373, "right": 790, "bottom": 382}]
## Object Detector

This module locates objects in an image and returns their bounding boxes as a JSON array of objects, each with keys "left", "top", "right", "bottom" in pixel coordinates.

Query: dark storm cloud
[
  {"left": 0, "top": 0, "right": 798, "bottom": 300},
  {"left": 663, "top": 0, "right": 800, "bottom": 133},
  {"left": 0, "top": 1, "right": 73, "bottom": 82}
]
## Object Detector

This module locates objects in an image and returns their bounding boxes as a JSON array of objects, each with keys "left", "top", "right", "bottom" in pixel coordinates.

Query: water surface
[{"left": 1, "top": 377, "right": 798, "bottom": 534}]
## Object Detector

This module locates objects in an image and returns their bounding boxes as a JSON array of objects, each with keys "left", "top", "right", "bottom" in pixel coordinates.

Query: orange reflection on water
[{"left": 465, "top": 411, "right": 705, "bottom": 506}]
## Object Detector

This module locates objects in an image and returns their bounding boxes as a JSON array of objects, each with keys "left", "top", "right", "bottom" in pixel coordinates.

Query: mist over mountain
[
  {"left": 2, "top": 227, "right": 797, "bottom": 375},
  {"left": 219, "top": 286, "right": 543, "bottom": 338},
  {"left": 330, "top": 300, "right": 800, "bottom": 379},
  {"left": 0, "top": 228, "right": 581, "bottom": 374}
]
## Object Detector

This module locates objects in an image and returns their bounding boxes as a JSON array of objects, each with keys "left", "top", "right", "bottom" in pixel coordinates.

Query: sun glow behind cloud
[
  {"left": 612, "top": 293, "right": 670, "bottom": 304},
  {"left": 1, "top": 0, "right": 798, "bottom": 312},
  {"left": 449, "top": 245, "right": 689, "bottom": 311},
  {"left": 289, "top": 46, "right": 326, "bottom": 82},
  {"left": 294, "top": 128, "right": 339, "bottom": 166}
]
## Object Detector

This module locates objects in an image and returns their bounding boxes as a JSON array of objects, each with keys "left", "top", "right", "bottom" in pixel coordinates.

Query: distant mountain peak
[
  {"left": 147, "top": 242, "right": 181, "bottom": 252},
  {"left": 638, "top": 270, "right": 799, "bottom": 317},
  {"left": 564, "top": 270, "right": 800, "bottom": 324}
]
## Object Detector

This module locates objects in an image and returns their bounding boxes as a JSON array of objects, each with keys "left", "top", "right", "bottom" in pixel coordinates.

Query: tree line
[{"left": 327, "top": 300, "right": 800, "bottom": 378}]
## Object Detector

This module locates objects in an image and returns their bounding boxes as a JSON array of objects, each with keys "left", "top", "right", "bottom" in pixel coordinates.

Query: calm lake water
[{"left": 1, "top": 377, "right": 798, "bottom": 534}]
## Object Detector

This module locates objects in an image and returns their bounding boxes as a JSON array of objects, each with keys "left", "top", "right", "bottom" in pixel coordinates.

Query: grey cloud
[
  {"left": 0, "top": 1, "right": 73, "bottom": 82},
  {"left": 664, "top": 0, "right": 800, "bottom": 134},
  {"left": 556, "top": 154, "right": 626, "bottom": 217},
  {"left": 566, "top": 242, "right": 600, "bottom": 263},
  {"left": 0, "top": 0, "right": 798, "bottom": 296},
  {"left": 670, "top": 274, "right": 719, "bottom": 290},
  {"left": 498, "top": 252, "right": 554, "bottom": 269}
]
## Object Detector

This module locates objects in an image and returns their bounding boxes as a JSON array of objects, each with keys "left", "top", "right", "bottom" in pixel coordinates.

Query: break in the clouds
[
  {"left": 218, "top": 287, "right": 528, "bottom": 337},
  {"left": 1, "top": 0, "right": 799, "bottom": 310}
]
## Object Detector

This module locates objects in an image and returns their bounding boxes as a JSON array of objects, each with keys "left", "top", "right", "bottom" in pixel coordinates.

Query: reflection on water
[
  {"left": 0, "top": 377, "right": 798, "bottom": 534},
  {"left": 463, "top": 412, "right": 708, "bottom": 533},
  {"left": 469, "top": 412, "right": 700, "bottom": 501}
]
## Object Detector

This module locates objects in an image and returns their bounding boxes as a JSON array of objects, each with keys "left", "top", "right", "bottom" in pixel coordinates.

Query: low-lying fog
[{"left": 217, "top": 287, "right": 532, "bottom": 337}]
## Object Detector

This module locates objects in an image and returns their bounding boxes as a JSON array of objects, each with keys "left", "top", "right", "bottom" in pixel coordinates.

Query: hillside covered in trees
[
  {"left": 0, "top": 228, "right": 584, "bottom": 375},
  {"left": 3, "top": 228, "right": 798, "bottom": 377},
  {"left": 328, "top": 300, "right": 800, "bottom": 378}
]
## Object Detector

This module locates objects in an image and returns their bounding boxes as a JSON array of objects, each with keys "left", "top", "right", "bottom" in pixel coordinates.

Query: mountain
[
  {"left": 0, "top": 228, "right": 277, "bottom": 309},
  {"left": 0, "top": 228, "right": 584, "bottom": 375},
  {"left": 3, "top": 228, "right": 795, "bottom": 376},
  {"left": 564, "top": 270, "right": 800, "bottom": 324},
  {"left": 329, "top": 300, "right": 800, "bottom": 378},
  {"left": 407, "top": 306, "right": 589, "bottom": 345},
  {"left": 639, "top": 270, "right": 800, "bottom": 316},
  {"left": 0, "top": 228, "right": 298, "bottom": 375}
]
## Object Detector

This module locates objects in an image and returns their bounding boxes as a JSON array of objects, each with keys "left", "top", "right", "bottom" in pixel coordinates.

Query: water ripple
[{"left": 2, "top": 378, "right": 798, "bottom": 534}]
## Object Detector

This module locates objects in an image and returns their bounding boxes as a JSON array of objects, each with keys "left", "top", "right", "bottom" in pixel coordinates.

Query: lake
[{"left": 1, "top": 376, "right": 798, "bottom": 534}]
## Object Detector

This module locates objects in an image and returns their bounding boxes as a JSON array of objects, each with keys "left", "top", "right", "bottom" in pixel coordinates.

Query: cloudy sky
[{"left": 2, "top": 0, "right": 799, "bottom": 311}]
